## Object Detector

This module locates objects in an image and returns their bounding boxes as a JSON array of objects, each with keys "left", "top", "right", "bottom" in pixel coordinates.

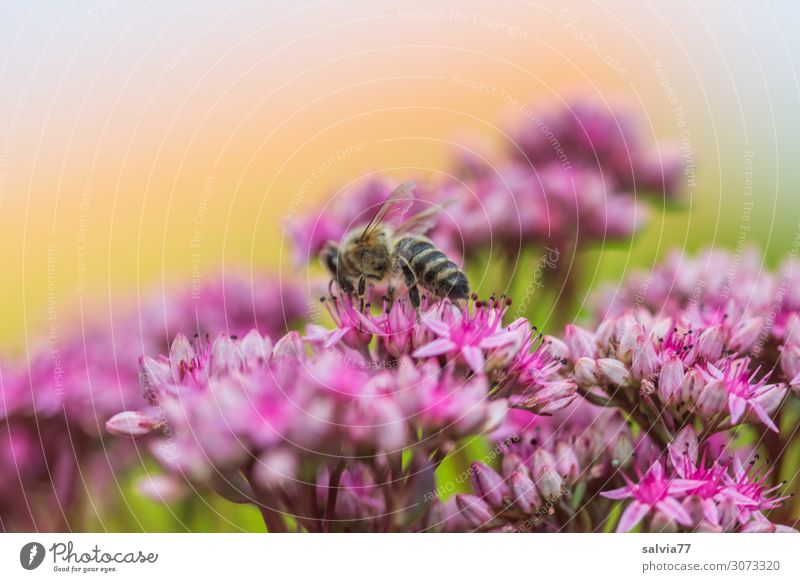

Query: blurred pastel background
[{"left": 1, "top": 1, "right": 799, "bottom": 531}]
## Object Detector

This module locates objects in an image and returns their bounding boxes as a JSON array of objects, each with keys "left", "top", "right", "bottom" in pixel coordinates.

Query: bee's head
[
  {"left": 319, "top": 241, "right": 340, "bottom": 275},
  {"left": 343, "top": 229, "right": 390, "bottom": 275}
]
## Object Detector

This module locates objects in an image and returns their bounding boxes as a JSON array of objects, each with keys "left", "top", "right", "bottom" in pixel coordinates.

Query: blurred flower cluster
[
  {"left": 443, "top": 245, "right": 800, "bottom": 533},
  {"left": 107, "top": 249, "right": 800, "bottom": 532},
  {"left": 289, "top": 101, "right": 683, "bottom": 267},
  {"left": 456, "top": 284, "right": 798, "bottom": 532},
  {"left": 4, "top": 101, "right": 798, "bottom": 533},
  {"left": 107, "top": 296, "right": 576, "bottom": 531},
  {"left": 0, "top": 275, "right": 306, "bottom": 531}
]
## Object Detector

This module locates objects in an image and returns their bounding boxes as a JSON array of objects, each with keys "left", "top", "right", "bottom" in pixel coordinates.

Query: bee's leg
[
  {"left": 357, "top": 274, "right": 368, "bottom": 313},
  {"left": 397, "top": 256, "right": 421, "bottom": 320},
  {"left": 386, "top": 282, "right": 396, "bottom": 311}
]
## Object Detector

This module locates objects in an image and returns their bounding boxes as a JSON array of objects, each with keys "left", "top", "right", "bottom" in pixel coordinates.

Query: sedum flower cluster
[
  {"left": 4, "top": 101, "right": 797, "bottom": 533},
  {"left": 288, "top": 101, "right": 683, "bottom": 266},
  {"left": 107, "top": 296, "right": 575, "bottom": 531},
  {"left": 0, "top": 275, "right": 305, "bottom": 530}
]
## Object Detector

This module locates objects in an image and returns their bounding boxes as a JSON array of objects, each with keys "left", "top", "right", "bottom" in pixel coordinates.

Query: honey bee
[{"left": 320, "top": 181, "right": 470, "bottom": 313}]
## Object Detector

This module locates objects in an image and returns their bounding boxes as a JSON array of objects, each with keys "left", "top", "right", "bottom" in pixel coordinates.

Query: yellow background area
[{"left": 2, "top": 1, "right": 799, "bottom": 351}]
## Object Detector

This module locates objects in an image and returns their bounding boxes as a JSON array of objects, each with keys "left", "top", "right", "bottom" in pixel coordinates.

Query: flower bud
[
  {"left": 650, "top": 509, "right": 679, "bottom": 533},
  {"left": 678, "top": 369, "right": 705, "bottom": 406},
  {"left": 658, "top": 354, "right": 685, "bottom": 405},
  {"left": 530, "top": 381, "right": 577, "bottom": 414},
  {"left": 572, "top": 429, "right": 600, "bottom": 465},
  {"left": 432, "top": 498, "right": 470, "bottom": 533},
  {"left": 555, "top": 442, "right": 580, "bottom": 483},
  {"left": 697, "top": 379, "right": 727, "bottom": 417},
  {"left": 617, "top": 323, "right": 641, "bottom": 363},
  {"left": 106, "top": 410, "right": 162, "bottom": 437},
  {"left": 531, "top": 449, "right": 563, "bottom": 502},
  {"left": 371, "top": 400, "right": 408, "bottom": 452},
  {"left": 253, "top": 449, "right": 298, "bottom": 489},
  {"left": 455, "top": 494, "right": 494, "bottom": 528},
  {"left": 594, "top": 318, "right": 616, "bottom": 351},
  {"left": 543, "top": 335, "right": 569, "bottom": 361},
  {"left": 502, "top": 452, "right": 527, "bottom": 478},
  {"left": 135, "top": 475, "right": 188, "bottom": 503},
  {"left": 469, "top": 462, "right": 507, "bottom": 510},
  {"left": 509, "top": 469, "right": 540, "bottom": 514},
  {"left": 169, "top": 333, "right": 195, "bottom": 380},
  {"left": 210, "top": 334, "right": 241, "bottom": 376},
  {"left": 564, "top": 325, "right": 595, "bottom": 359},
  {"left": 650, "top": 317, "right": 673, "bottom": 343},
  {"left": 210, "top": 469, "right": 257, "bottom": 504},
  {"left": 574, "top": 357, "right": 599, "bottom": 386},
  {"left": 139, "top": 355, "right": 172, "bottom": 392},
  {"left": 696, "top": 325, "right": 724, "bottom": 361},
  {"left": 597, "top": 358, "right": 630, "bottom": 386},
  {"left": 729, "top": 317, "right": 763, "bottom": 354},
  {"left": 484, "top": 325, "right": 528, "bottom": 371},
  {"left": 640, "top": 378, "right": 656, "bottom": 397},
  {"left": 272, "top": 331, "right": 305, "bottom": 361},
  {"left": 240, "top": 329, "right": 273, "bottom": 369},
  {"left": 781, "top": 343, "right": 800, "bottom": 387},
  {"left": 481, "top": 400, "right": 509, "bottom": 434},
  {"left": 631, "top": 334, "right": 658, "bottom": 380},
  {"left": 611, "top": 432, "right": 633, "bottom": 468},
  {"left": 668, "top": 425, "right": 698, "bottom": 468},
  {"left": 752, "top": 384, "right": 787, "bottom": 417},
  {"left": 784, "top": 313, "right": 800, "bottom": 345}
]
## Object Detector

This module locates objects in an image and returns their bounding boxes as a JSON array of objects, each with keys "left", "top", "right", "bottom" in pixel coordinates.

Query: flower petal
[
  {"left": 702, "top": 498, "right": 720, "bottom": 526},
  {"left": 601, "top": 486, "right": 632, "bottom": 501},
  {"left": 617, "top": 501, "right": 650, "bottom": 532},
  {"left": 412, "top": 338, "right": 457, "bottom": 359},
  {"left": 666, "top": 479, "right": 707, "bottom": 496},
  {"left": 747, "top": 401, "right": 779, "bottom": 433},
  {"left": 353, "top": 309, "right": 384, "bottom": 335},
  {"left": 728, "top": 394, "right": 747, "bottom": 424},
  {"left": 423, "top": 317, "right": 451, "bottom": 336},
  {"left": 656, "top": 497, "right": 693, "bottom": 527},
  {"left": 323, "top": 327, "right": 348, "bottom": 349},
  {"left": 462, "top": 346, "right": 486, "bottom": 374},
  {"left": 479, "top": 331, "right": 519, "bottom": 349}
]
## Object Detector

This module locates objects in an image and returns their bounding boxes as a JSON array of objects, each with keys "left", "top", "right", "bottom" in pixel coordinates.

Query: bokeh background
[{"left": 1, "top": 0, "right": 799, "bottom": 530}]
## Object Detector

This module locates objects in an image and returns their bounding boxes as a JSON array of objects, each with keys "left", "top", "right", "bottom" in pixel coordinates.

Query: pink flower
[
  {"left": 722, "top": 458, "right": 790, "bottom": 525},
  {"left": 106, "top": 409, "right": 164, "bottom": 437},
  {"left": 304, "top": 296, "right": 379, "bottom": 352},
  {"left": 601, "top": 461, "right": 703, "bottom": 532},
  {"left": 395, "top": 359, "right": 508, "bottom": 440},
  {"left": 413, "top": 298, "right": 520, "bottom": 374},
  {"left": 108, "top": 317, "right": 512, "bottom": 531},
  {"left": 701, "top": 358, "right": 786, "bottom": 432},
  {"left": 163, "top": 273, "right": 308, "bottom": 340},
  {"left": 512, "top": 100, "right": 684, "bottom": 199},
  {"left": 499, "top": 332, "right": 576, "bottom": 414}
]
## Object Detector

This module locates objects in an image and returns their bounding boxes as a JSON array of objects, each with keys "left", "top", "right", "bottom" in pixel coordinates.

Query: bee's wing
[
  {"left": 395, "top": 197, "right": 455, "bottom": 236},
  {"left": 360, "top": 181, "right": 415, "bottom": 240},
  {"left": 394, "top": 206, "right": 441, "bottom": 236}
]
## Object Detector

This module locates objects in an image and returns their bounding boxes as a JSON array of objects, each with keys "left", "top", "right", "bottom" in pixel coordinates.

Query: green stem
[
  {"left": 576, "top": 385, "right": 671, "bottom": 450},
  {"left": 323, "top": 460, "right": 345, "bottom": 533}
]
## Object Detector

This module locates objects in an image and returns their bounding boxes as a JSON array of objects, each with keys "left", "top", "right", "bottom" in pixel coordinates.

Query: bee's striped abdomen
[{"left": 395, "top": 236, "right": 470, "bottom": 301}]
